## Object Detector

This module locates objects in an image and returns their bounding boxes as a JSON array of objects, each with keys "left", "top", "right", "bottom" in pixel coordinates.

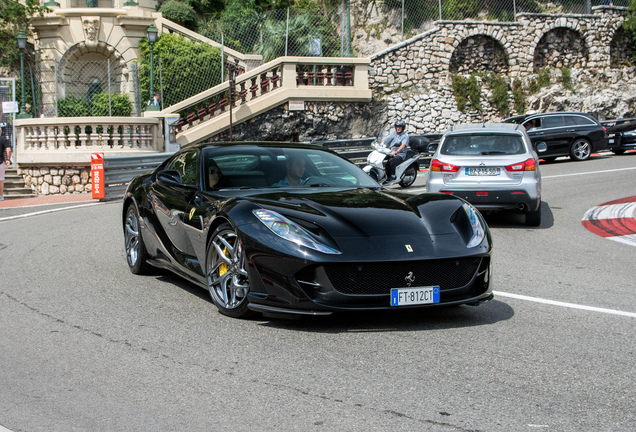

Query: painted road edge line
[
  {"left": 543, "top": 166, "right": 636, "bottom": 179},
  {"left": 493, "top": 291, "right": 636, "bottom": 318},
  {"left": 0, "top": 202, "right": 105, "bottom": 222}
]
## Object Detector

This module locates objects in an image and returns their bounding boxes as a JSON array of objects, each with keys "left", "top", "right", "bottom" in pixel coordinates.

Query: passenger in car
[{"left": 207, "top": 161, "right": 231, "bottom": 189}]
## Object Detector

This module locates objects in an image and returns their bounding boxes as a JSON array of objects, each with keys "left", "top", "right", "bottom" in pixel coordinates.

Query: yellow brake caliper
[{"left": 219, "top": 246, "right": 229, "bottom": 276}]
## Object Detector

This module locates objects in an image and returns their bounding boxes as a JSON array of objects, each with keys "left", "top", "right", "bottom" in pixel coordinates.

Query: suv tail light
[
  {"left": 505, "top": 158, "right": 536, "bottom": 172},
  {"left": 430, "top": 159, "right": 460, "bottom": 172}
]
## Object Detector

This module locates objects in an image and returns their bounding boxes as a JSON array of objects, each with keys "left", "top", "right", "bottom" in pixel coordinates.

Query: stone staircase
[{"left": 2, "top": 168, "right": 35, "bottom": 199}]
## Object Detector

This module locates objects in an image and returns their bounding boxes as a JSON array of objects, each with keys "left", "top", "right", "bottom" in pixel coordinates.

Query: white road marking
[
  {"left": 493, "top": 291, "right": 636, "bottom": 318},
  {"left": 543, "top": 166, "right": 636, "bottom": 179},
  {"left": 0, "top": 203, "right": 104, "bottom": 222}
]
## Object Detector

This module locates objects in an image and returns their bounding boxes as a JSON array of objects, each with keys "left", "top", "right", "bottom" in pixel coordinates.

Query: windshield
[
  {"left": 441, "top": 134, "right": 525, "bottom": 156},
  {"left": 201, "top": 145, "right": 379, "bottom": 191}
]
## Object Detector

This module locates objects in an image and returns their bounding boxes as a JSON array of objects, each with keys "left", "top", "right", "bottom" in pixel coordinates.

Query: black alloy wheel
[
  {"left": 206, "top": 223, "right": 252, "bottom": 318},
  {"left": 124, "top": 203, "right": 151, "bottom": 274},
  {"left": 570, "top": 138, "right": 592, "bottom": 161}
]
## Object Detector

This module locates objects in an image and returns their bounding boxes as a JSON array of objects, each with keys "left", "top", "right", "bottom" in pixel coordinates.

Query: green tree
[
  {"left": 0, "top": 0, "right": 49, "bottom": 71},
  {"left": 159, "top": 0, "right": 198, "bottom": 29},
  {"left": 138, "top": 33, "right": 224, "bottom": 108}
]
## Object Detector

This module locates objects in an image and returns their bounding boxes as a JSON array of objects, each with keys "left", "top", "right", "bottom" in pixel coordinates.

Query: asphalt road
[{"left": 1, "top": 153, "right": 635, "bottom": 432}]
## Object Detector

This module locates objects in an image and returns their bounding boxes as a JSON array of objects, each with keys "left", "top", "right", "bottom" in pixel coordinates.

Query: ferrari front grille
[{"left": 323, "top": 257, "right": 483, "bottom": 295}]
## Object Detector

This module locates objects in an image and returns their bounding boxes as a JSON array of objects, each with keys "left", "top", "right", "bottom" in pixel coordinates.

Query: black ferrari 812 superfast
[{"left": 123, "top": 142, "right": 493, "bottom": 318}]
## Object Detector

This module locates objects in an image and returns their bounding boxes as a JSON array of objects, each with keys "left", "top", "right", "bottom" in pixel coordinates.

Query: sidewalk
[{"left": 0, "top": 193, "right": 99, "bottom": 209}]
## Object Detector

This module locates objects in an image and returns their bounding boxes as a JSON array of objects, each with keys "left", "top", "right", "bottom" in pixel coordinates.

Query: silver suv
[{"left": 426, "top": 123, "right": 543, "bottom": 226}]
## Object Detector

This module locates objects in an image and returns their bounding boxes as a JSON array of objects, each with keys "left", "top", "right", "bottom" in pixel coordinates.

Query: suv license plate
[
  {"left": 390, "top": 286, "right": 440, "bottom": 306},
  {"left": 467, "top": 168, "right": 500, "bottom": 176}
]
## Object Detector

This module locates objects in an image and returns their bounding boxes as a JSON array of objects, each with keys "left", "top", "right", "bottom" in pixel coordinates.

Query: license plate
[
  {"left": 390, "top": 286, "right": 440, "bottom": 306},
  {"left": 609, "top": 139, "right": 614, "bottom": 143},
  {"left": 466, "top": 167, "right": 499, "bottom": 176}
]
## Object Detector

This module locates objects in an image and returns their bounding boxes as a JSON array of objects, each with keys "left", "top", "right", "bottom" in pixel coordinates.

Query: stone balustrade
[
  {"left": 162, "top": 56, "right": 372, "bottom": 145},
  {"left": 14, "top": 117, "right": 163, "bottom": 165}
]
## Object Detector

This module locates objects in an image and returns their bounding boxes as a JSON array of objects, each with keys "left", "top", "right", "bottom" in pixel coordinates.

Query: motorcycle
[{"left": 362, "top": 128, "right": 429, "bottom": 188}]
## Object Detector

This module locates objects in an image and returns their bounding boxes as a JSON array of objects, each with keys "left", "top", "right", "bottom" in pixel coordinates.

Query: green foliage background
[{"left": 138, "top": 33, "right": 224, "bottom": 108}]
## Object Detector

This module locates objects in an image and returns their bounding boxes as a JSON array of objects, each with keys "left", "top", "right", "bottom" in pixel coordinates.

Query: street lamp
[
  {"left": 146, "top": 24, "right": 159, "bottom": 111},
  {"left": 16, "top": 30, "right": 31, "bottom": 119}
]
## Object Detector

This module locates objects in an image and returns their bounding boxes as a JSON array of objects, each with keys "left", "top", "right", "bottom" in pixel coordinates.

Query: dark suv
[{"left": 503, "top": 112, "right": 609, "bottom": 162}]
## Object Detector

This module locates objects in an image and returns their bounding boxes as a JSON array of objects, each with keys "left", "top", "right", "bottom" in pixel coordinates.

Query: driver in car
[
  {"left": 273, "top": 153, "right": 306, "bottom": 186},
  {"left": 382, "top": 119, "right": 410, "bottom": 182}
]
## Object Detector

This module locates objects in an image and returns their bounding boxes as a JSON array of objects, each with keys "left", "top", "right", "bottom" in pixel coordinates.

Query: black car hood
[
  {"left": 222, "top": 188, "right": 484, "bottom": 260},
  {"left": 242, "top": 187, "right": 464, "bottom": 239}
]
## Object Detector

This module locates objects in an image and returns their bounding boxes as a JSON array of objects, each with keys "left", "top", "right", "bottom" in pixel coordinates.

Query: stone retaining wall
[{"left": 19, "top": 166, "right": 92, "bottom": 196}]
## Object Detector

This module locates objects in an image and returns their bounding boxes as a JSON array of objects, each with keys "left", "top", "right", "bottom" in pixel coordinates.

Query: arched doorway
[
  {"left": 58, "top": 42, "right": 131, "bottom": 115},
  {"left": 533, "top": 27, "right": 588, "bottom": 71},
  {"left": 449, "top": 35, "right": 509, "bottom": 74}
]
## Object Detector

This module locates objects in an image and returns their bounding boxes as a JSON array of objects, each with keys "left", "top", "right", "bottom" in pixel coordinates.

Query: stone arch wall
[
  {"left": 533, "top": 27, "right": 589, "bottom": 71},
  {"left": 367, "top": 8, "right": 631, "bottom": 134},
  {"left": 449, "top": 34, "right": 510, "bottom": 74},
  {"left": 58, "top": 42, "right": 127, "bottom": 100},
  {"left": 610, "top": 26, "right": 633, "bottom": 67}
]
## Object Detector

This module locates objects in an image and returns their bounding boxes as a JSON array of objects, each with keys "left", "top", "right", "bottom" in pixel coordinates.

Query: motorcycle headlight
[
  {"left": 462, "top": 203, "right": 486, "bottom": 248},
  {"left": 253, "top": 209, "right": 341, "bottom": 255}
]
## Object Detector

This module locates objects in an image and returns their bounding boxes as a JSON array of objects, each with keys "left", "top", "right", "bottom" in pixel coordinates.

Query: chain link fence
[
  {"left": 14, "top": 1, "right": 630, "bottom": 117},
  {"left": 197, "top": 5, "right": 352, "bottom": 62},
  {"left": 22, "top": 59, "right": 139, "bottom": 119},
  {"left": 355, "top": 0, "right": 630, "bottom": 40},
  {"left": 0, "top": 78, "right": 16, "bottom": 146}
]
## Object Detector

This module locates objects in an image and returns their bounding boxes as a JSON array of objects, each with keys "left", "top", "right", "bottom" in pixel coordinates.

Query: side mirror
[
  {"left": 427, "top": 143, "right": 439, "bottom": 154},
  {"left": 535, "top": 142, "right": 548, "bottom": 153},
  {"left": 158, "top": 170, "right": 183, "bottom": 184}
]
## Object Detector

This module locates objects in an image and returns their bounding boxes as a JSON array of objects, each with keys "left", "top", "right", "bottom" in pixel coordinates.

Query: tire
[
  {"left": 570, "top": 138, "right": 591, "bottom": 161},
  {"left": 612, "top": 149, "right": 626, "bottom": 155},
  {"left": 206, "top": 223, "right": 252, "bottom": 318},
  {"left": 369, "top": 170, "right": 380, "bottom": 183},
  {"left": 124, "top": 203, "right": 152, "bottom": 274},
  {"left": 399, "top": 166, "right": 417, "bottom": 188},
  {"left": 525, "top": 202, "right": 542, "bottom": 227}
]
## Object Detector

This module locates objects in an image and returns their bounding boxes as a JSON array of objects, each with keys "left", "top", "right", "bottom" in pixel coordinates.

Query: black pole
[{"left": 228, "top": 59, "right": 237, "bottom": 142}]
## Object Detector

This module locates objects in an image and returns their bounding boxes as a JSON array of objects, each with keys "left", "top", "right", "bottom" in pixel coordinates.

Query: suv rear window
[
  {"left": 564, "top": 115, "right": 595, "bottom": 126},
  {"left": 540, "top": 115, "right": 565, "bottom": 128},
  {"left": 441, "top": 134, "right": 525, "bottom": 155}
]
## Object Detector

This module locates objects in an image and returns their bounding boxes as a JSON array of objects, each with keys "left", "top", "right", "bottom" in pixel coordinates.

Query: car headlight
[
  {"left": 624, "top": 131, "right": 636, "bottom": 136},
  {"left": 253, "top": 209, "right": 341, "bottom": 255},
  {"left": 462, "top": 203, "right": 486, "bottom": 248}
]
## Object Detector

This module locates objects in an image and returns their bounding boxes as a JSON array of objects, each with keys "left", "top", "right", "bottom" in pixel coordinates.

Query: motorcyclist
[{"left": 382, "top": 119, "right": 410, "bottom": 182}]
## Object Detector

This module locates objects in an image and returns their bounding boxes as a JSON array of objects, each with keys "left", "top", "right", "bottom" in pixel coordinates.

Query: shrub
[
  {"left": 468, "top": 75, "right": 482, "bottom": 111},
  {"left": 159, "top": 0, "right": 197, "bottom": 29},
  {"left": 537, "top": 68, "right": 551, "bottom": 88},
  {"left": 91, "top": 93, "right": 133, "bottom": 117},
  {"left": 488, "top": 73, "right": 510, "bottom": 117},
  {"left": 561, "top": 67, "right": 573, "bottom": 91},
  {"left": 452, "top": 75, "right": 468, "bottom": 112},
  {"left": 58, "top": 94, "right": 89, "bottom": 117},
  {"left": 527, "top": 77, "right": 539, "bottom": 95},
  {"left": 512, "top": 78, "right": 526, "bottom": 114}
]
